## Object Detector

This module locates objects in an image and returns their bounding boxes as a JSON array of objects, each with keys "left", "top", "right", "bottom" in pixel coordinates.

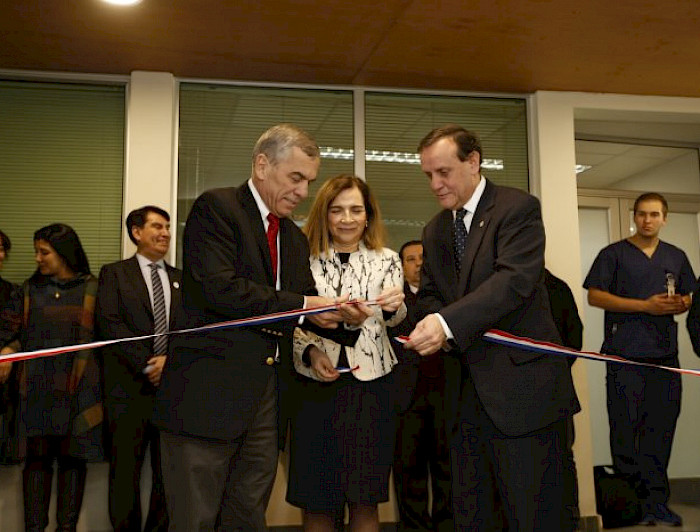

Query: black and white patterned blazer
[{"left": 294, "top": 243, "right": 406, "bottom": 381}]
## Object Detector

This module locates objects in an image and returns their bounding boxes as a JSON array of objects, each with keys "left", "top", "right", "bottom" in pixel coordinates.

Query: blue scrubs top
[{"left": 584, "top": 239, "right": 695, "bottom": 358}]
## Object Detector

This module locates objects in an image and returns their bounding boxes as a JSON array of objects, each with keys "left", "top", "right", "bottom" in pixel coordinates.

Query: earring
[{"left": 365, "top": 221, "right": 369, "bottom": 227}]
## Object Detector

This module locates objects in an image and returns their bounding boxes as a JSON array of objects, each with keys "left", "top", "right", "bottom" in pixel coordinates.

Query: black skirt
[{"left": 286, "top": 371, "right": 396, "bottom": 513}]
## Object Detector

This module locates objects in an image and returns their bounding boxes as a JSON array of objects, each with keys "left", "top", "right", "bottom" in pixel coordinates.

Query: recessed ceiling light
[{"left": 102, "top": 0, "right": 142, "bottom": 5}]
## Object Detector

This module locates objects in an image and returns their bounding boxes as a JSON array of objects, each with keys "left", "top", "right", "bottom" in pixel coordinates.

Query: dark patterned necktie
[
  {"left": 149, "top": 263, "right": 168, "bottom": 354},
  {"left": 267, "top": 213, "right": 279, "bottom": 281},
  {"left": 454, "top": 208, "right": 468, "bottom": 277}
]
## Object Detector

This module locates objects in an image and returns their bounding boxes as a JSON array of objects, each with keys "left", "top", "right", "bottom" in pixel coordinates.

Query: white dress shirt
[
  {"left": 435, "top": 176, "right": 486, "bottom": 341},
  {"left": 248, "top": 178, "right": 281, "bottom": 290}
]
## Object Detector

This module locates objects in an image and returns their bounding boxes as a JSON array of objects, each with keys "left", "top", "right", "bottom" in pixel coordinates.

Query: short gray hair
[{"left": 252, "top": 124, "right": 320, "bottom": 169}]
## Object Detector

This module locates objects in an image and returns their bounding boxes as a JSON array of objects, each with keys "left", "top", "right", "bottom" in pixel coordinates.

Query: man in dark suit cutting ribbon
[
  {"left": 405, "top": 125, "right": 580, "bottom": 531},
  {"left": 154, "top": 124, "right": 367, "bottom": 530}
]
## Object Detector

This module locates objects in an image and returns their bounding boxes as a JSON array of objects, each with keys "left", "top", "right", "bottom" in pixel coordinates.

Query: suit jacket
[
  {"left": 418, "top": 179, "right": 579, "bottom": 437},
  {"left": 96, "top": 256, "right": 183, "bottom": 414},
  {"left": 687, "top": 275, "right": 700, "bottom": 356},
  {"left": 153, "top": 184, "right": 318, "bottom": 441},
  {"left": 293, "top": 244, "right": 406, "bottom": 382},
  {"left": 388, "top": 282, "right": 460, "bottom": 414},
  {"left": 544, "top": 269, "right": 583, "bottom": 352}
]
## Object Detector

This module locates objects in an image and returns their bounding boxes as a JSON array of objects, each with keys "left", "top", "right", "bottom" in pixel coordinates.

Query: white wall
[
  {"left": 122, "top": 71, "right": 178, "bottom": 259},
  {"left": 529, "top": 91, "right": 599, "bottom": 520},
  {"left": 531, "top": 90, "right": 700, "bottom": 522}
]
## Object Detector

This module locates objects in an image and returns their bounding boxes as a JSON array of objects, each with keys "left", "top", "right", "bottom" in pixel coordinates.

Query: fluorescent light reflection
[
  {"left": 320, "top": 147, "right": 504, "bottom": 170},
  {"left": 575, "top": 164, "right": 592, "bottom": 174}
]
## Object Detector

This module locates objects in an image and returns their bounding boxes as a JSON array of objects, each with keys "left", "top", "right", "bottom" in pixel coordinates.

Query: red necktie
[{"left": 266, "top": 213, "right": 279, "bottom": 281}]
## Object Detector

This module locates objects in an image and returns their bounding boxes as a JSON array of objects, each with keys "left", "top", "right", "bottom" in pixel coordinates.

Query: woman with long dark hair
[{"left": 0, "top": 223, "right": 103, "bottom": 532}]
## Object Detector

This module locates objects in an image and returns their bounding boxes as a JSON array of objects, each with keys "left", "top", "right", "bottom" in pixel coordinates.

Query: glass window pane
[
  {"left": 364, "top": 93, "right": 529, "bottom": 249},
  {"left": 0, "top": 81, "right": 125, "bottom": 282},
  {"left": 177, "top": 83, "right": 354, "bottom": 265}
]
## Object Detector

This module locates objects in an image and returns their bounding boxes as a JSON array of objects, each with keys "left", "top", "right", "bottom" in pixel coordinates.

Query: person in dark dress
[
  {"left": 0, "top": 229, "right": 21, "bottom": 460},
  {"left": 0, "top": 229, "right": 19, "bottom": 360},
  {"left": 288, "top": 175, "right": 406, "bottom": 531},
  {"left": 0, "top": 224, "right": 103, "bottom": 532}
]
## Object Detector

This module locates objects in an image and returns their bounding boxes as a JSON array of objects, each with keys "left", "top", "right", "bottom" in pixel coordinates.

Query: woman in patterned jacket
[
  {"left": 287, "top": 174, "right": 406, "bottom": 531},
  {"left": 0, "top": 224, "right": 102, "bottom": 532}
]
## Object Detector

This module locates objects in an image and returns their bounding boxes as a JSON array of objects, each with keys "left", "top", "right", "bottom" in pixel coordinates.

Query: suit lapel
[
  {"left": 279, "top": 218, "right": 297, "bottom": 291},
  {"left": 457, "top": 180, "right": 495, "bottom": 295},
  {"left": 238, "top": 184, "right": 275, "bottom": 285},
  {"left": 126, "top": 256, "right": 153, "bottom": 319},
  {"left": 434, "top": 210, "right": 459, "bottom": 291},
  {"left": 165, "top": 264, "right": 181, "bottom": 328}
]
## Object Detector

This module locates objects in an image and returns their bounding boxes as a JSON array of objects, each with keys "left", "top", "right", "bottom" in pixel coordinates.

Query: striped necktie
[{"left": 149, "top": 262, "right": 168, "bottom": 354}]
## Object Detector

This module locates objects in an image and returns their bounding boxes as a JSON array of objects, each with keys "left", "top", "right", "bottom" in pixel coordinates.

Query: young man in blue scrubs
[{"left": 584, "top": 192, "right": 695, "bottom": 527}]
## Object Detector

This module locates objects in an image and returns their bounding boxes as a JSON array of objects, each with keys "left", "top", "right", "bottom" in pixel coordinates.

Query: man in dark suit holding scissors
[
  {"left": 154, "top": 124, "right": 366, "bottom": 530},
  {"left": 405, "top": 125, "right": 580, "bottom": 531},
  {"left": 96, "top": 205, "right": 181, "bottom": 532}
]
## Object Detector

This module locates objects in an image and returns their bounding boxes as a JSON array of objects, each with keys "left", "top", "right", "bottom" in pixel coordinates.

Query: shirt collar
[
  {"left": 136, "top": 253, "right": 165, "bottom": 268},
  {"left": 460, "top": 175, "right": 486, "bottom": 216},
  {"left": 248, "top": 178, "right": 271, "bottom": 225}
]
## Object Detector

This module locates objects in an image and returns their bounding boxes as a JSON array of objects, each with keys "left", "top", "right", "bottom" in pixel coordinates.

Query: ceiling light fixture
[
  {"left": 575, "top": 164, "right": 592, "bottom": 174},
  {"left": 102, "top": 0, "right": 143, "bottom": 6},
  {"left": 319, "top": 147, "right": 504, "bottom": 170}
]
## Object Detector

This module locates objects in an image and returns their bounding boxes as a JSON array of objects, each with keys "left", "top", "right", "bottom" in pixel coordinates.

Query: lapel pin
[
  {"left": 173, "top": 282, "right": 180, "bottom": 289},
  {"left": 479, "top": 220, "right": 484, "bottom": 228}
]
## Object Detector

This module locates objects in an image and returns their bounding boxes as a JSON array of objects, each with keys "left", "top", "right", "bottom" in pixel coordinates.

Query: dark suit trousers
[
  {"left": 393, "top": 369, "right": 452, "bottom": 531},
  {"left": 108, "top": 398, "right": 168, "bottom": 532},
  {"left": 450, "top": 371, "right": 575, "bottom": 532},
  {"left": 606, "top": 359, "right": 681, "bottom": 506},
  {"left": 160, "top": 372, "right": 278, "bottom": 531}
]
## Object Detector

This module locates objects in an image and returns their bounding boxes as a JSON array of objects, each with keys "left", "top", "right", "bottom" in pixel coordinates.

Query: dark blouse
[
  {"left": 7, "top": 274, "right": 103, "bottom": 460},
  {"left": 0, "top": 275, "right": 20, "bottom": 445},
  {"left": 0, "top": 275, "right": 20, "bottom": 347}
]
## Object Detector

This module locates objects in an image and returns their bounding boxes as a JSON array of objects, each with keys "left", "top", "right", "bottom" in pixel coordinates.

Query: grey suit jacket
[{"left": 418, "top": 179, "right": 579, "bottom": 437}]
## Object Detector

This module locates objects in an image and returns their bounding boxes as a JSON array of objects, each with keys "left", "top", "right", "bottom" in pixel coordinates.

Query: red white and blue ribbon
[
  {"left": 0, "top": 301, "right": 349, "bottom": 364},
  {"left": 3, "top": 303, "right": 700, "bottom": 378},
  {"left": 394, "top": 329, "right": 700, "bottom": 377},
  {"left": 482, "top": 329, "right": 700, "bottom": 377}
]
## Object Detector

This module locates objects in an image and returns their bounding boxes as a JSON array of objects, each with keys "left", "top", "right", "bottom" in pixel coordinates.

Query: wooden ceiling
[{"left": 2, "top": 0, "right": 700, "bottom": 97}]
